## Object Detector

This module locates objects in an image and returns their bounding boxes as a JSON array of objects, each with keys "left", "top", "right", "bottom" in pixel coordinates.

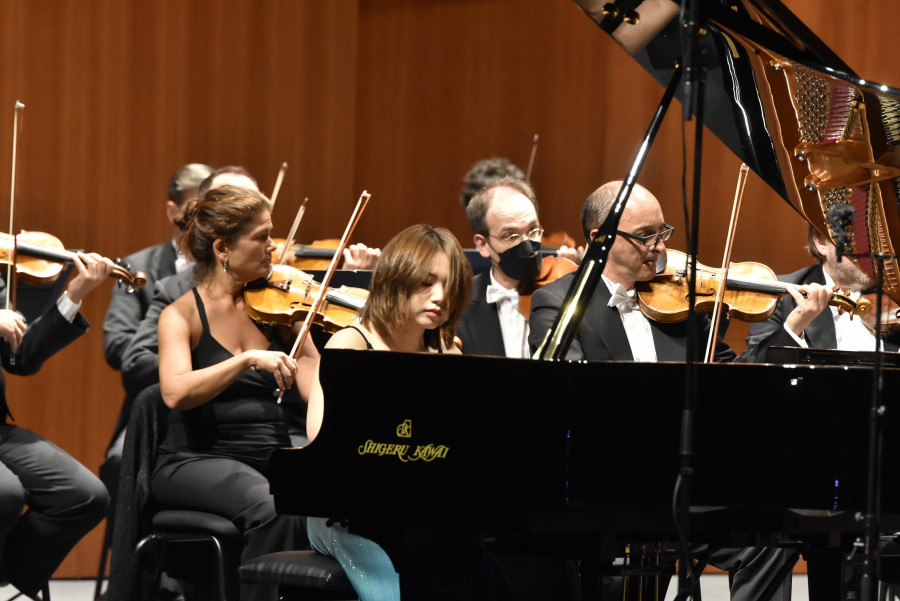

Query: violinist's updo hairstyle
[
  {"left": 176, "top": 185, "right": 273, "bottom": 279},
  {"left": 359, "top": 224, "right": 473, "bottom": 351}
]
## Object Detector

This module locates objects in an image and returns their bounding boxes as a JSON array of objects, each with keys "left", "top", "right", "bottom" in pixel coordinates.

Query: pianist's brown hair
[{"left": 359, "top": 224, "right": 473, "bottom": 351}]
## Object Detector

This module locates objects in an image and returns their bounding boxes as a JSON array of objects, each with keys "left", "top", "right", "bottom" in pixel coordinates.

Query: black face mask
[{"left": 494, "top": 239, "right": 542, "bottom": 281}]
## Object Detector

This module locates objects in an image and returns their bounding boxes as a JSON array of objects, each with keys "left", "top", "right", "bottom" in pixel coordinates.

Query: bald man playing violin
[
  {"left": 740, "top": 224, "right": 900, "bottom": 363},
  {"left": 0, "top": 252, "right": 117, "bottom": 599},
  {"left": 528, "top": 181, "right": 735, "bottom": 362},
  {"left": 528, "top": 181, "right": 798, "bottom": 601}
]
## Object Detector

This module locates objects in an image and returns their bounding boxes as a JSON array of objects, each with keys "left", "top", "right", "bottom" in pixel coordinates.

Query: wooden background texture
[{"left": 0, "top": 0, "right": 895, "bottom": 578}]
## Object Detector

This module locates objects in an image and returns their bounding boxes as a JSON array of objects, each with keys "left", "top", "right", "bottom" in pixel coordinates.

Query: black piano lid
[
  {"left": 573, "top": 0, "right": 900, "bottom": 204},
  {"left": 572, "top": 0, "right": 900, "bottom": 301}
]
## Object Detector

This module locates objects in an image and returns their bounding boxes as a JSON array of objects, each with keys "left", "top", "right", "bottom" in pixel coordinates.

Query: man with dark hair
[{"left": 740, "top": 223, "right": 900, "bottom": 362}]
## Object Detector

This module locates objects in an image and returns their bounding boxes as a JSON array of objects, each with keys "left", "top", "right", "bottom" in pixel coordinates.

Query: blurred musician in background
[
  {"left": 154, "top": 185, "right": 318, "bottom": 601},
  {"left": 528, "top": 180, "right": 798, "bottom": 601},
  {"left": 460, "top": 156, "right": 526, "bottom": 210},
  {"left": 307, "top": 224, "right": 472, "bottom": 601},
  {"left": 103, "top": 162, "right": 213, "bottom": 459},
  {"left": 0, "top": 252, "right": 116, "bottom": 599},
  {"left": 740, "top": 224, "right": 900, "bottom": 362}
]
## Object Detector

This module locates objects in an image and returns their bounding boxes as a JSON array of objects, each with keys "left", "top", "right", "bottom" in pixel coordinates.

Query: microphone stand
[
  {"left": 674, "top": 1, "right": 709, "bottom": 599},
  {"left": 825, "top": 202, "right": 892, "bottom": 601},
  {"left": 841, "top": 251, "right": 896, "bottom": 601}
]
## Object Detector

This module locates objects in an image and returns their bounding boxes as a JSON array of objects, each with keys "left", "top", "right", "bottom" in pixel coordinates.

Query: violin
[
  {"left": 637, "top": 249, "right": 869, "bottom": 323},
  {"left": 244, "top": 263, "right": 368, "bottom": 333},
  {"left": 272, "top": 238, "right": 339, "bottom": 271},
  {"left": 0, "top": 230, "right": 146, "bottom": 292},
  {"left": 517, "top": 255, "right": 579, "bottom": 316},
  {"left": 542, "top": 231, "right": 577, "bottom": 249}
]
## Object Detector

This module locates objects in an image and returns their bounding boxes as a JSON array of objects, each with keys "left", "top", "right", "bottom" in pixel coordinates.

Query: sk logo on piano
[{"left": 396, "top": 419, "right": 412, "bottom": 438}]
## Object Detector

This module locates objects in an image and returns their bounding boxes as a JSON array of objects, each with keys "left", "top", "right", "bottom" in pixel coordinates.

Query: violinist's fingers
[
  {"left": 66, "top": 252, "right": 115, "bottom": 303},
  {"left": 798, "top": 283, "right": 831, "bottom": 311},
  {"left": 0, "top": 309, "right": 26, "bottom": 352},
  {"left": 341, "top": 243, "right": 381, "bottom": 271},
  {"left": 785, "top": 283, "right": 831, "bottom": 337}
]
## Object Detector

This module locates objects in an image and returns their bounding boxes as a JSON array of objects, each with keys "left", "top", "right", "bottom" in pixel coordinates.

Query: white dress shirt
[
  {"left": 603, "top": 275, "right": 657, "bottom": 362},
  {"left": 485, "top": 269, "right": 531, "bottom": 359},
  {"left": 785, "top": 269, "right": 881, "bottom": 351}
]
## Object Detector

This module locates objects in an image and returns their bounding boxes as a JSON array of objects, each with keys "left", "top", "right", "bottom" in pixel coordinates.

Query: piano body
[
  {"left": 271, "top": 351, "right": 900, "bottom": 581},
  {"left": 268, "top": 0, "right": 900, "bottom": 596}
]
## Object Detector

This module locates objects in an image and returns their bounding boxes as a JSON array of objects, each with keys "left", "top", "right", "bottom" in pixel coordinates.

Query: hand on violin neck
[
  {"left": 65, "top": 252, "right": 116, "bottom": 304},
  {"left": 0, "top": 309, "right": 26, "bottom": 353},
  {"left": 784, "top": 283, "right": 832, "bottom": 337}
]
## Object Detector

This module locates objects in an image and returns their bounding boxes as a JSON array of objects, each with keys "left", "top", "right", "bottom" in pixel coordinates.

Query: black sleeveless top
[{"left": 158, "top": 288, "right": 301, "bottom": 474}]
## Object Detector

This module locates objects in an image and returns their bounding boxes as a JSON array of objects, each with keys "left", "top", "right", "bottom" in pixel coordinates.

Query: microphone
[{"left": 827, "top": 203, "right": 855, "bottom": 262}]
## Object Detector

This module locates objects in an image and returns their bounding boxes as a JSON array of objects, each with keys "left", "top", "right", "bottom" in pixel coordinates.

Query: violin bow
[
  {"left": 269, "top": 162, "right": 288, "bottom": 209},
  {"left": 525, "top": 134, "right": 539, "bottom": 182},
  {"left": 6, "top": 101, "right": 25, "bottom": 313},
  {"left": 276, "top": 198, "right": 308, "bottom": 265},
  {"left": 277, "top": 190, "right": 373, "bottom": 403},
  {"left": 704, "top": 163, "right": 750, "bottom": 363}
]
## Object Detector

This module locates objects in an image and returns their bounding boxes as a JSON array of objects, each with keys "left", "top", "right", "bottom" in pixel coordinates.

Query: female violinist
[
  {"left": 305, "top": 224, "right": 473, "bottom": 601},
  {"left": 154, "top": 185, "right": 319, "bottom": 600}
]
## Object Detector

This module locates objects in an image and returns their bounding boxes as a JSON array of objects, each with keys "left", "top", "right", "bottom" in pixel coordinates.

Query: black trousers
[{"left": 0, "top": 423, "right": 110, "bottom": 598}]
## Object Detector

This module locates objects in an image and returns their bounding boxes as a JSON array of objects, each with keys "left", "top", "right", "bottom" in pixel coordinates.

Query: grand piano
[{"left": 268, "top": 0, "right": 900, "bottom": 598}]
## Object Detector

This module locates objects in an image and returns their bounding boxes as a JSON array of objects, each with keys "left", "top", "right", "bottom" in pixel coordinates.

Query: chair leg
[{"left": 94, "top": 520, "right": 110, "bottom": 600}]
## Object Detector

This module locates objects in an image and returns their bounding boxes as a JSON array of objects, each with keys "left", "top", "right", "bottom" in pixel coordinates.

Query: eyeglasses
[
  {"left": 489, "top": 227, "right": 545, "bottom": 245},
  {"left": 616, "top": 223, "right": 674, "bottom": 247}
]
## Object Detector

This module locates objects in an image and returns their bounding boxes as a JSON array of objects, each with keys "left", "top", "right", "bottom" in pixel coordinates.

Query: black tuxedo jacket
[
  {"left": 740, "top": 264, "right": 900, "bottom": 362},
  {"left": 528, "top": 272, "right": 735, "bottom": 362},
  {"left": 0, "top": 279, "right": 88, "bottom": 421},
  {"left": 457, "top": 270, "right": 507, "bottom": 357},
  {"left": 103, "top": 240, "right": 178, "bottom": 370}
]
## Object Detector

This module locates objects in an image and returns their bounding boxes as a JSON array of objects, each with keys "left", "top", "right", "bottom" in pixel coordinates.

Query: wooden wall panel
[
  {"left": 0, "top": 0, "right": 896, "bottom": 580},
  {"left": 0, "top": 0, "right": 359, "bottom": 578}
]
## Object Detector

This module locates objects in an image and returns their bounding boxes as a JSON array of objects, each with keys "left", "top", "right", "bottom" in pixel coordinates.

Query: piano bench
[{"left": 239, "top": 550, "right": 357, "bottom": 600}]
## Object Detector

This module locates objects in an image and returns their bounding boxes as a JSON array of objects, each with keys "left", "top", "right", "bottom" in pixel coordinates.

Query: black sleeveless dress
[{"left": 158, "top": 288, "right": 302, "bottom": 474}]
